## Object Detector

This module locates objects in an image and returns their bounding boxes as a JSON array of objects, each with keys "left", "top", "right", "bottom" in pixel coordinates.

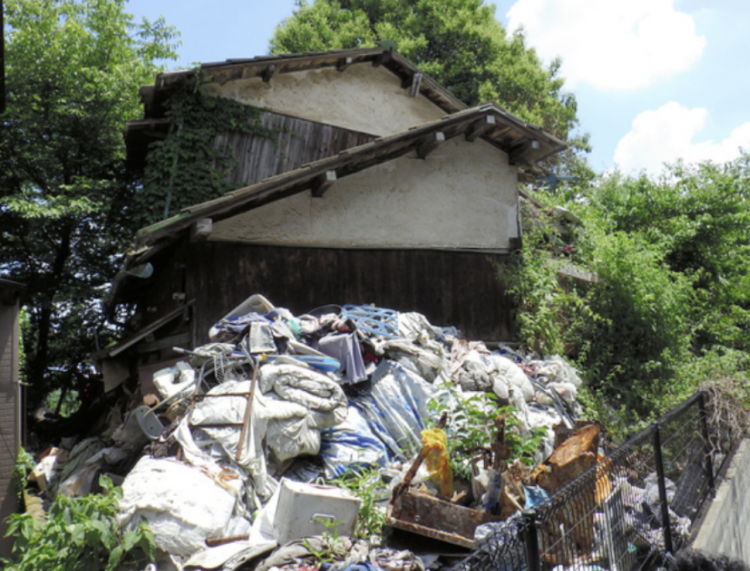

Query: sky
[{"left": 125, "top": 0, "right": 750, "bottom": 176}]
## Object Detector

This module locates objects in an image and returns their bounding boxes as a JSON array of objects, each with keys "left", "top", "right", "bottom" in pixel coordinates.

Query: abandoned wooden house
[{"left": 102, "top": 47, "right": 566, "bottom": 388}]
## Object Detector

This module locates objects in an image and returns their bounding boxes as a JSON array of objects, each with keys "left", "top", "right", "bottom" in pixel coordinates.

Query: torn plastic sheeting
[
  {"left": 525, "top": 404, "right": 561, "bottom": 461},
  {"left": 352, "top": 361, "right": 436, "bottom": 461},
  {"left": 189, "top": 380, "right": 280, "bottom": 491},
  {"left": 118, "top": 456, "right": 239, "bottom": 558},
  {"left": 185, "top": 539, "right": 276, "bottom": 570},
  {"left": 189, "top": 376, "right": 346, "bottom": 490},
  {"left": 318, "top": 404, "right": 389, "bottom": 479},
  {"left": 318, "top": 331, "right": 368, "bottom": 384},
  {"left": 173, "top": 416, "right": 248, "bottom": 500},
  {"left": 379, "top": 338, "right": 446, "bottom": 383},
  {"left": 535, "top": 355, "right": 582, "bottom": 388}
]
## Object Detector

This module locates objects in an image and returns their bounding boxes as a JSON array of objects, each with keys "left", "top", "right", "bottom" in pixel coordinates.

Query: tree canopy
[
  {"left": 0, "top": 0, "right": 179, "bottom": 409},
  {"left": 509, "top": 155, "right": 750, "bottom": 425},
  {"left": 270, "top": 0, "right": 587, "bottom": 168}
]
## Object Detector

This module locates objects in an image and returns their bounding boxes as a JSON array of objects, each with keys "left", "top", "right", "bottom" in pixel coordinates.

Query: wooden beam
[
  {"left": 416, "top": 131, "right": 445, "bottom": 159},
  {"left": 190, "top": 218, "right": 212, "bottom": 242},
  {"left": 336, "top": 57, "right": 353, "bottom": 72},
  {"left": 372, "top": 51, "right": 391, "bottom": 67},
  {"left": 137, "top": 332, "right": 191, "bottom": 355},
  {"left": 108, "top": 301, "right": 194, "bottom": 357},
  {"left": 509, "top": 139, "right": 540, "bottom": 163},
  {"left": 262, "top": 64, "right": 276, "bottom": 83},
  {"left": 311, "top": 170, "right": 337, "bottom": 197},
  {"left": 465, "top": 115, "right": 496, "bottom": 142}
]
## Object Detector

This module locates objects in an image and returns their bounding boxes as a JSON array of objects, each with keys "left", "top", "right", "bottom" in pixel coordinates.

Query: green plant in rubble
[
  {"left": 426, "top": 387, "right": 547, "bottom": 480},
  {"left": 12, "top": 448, "right": 36, "bottom": 499},
  {"left": 2, "top": 475, "right": 156, "bottom": 571},
  {"left": 302, "top": 517, "right": 348, "bottom": 564},
  {"left": 333, "top": 466, "right": 387, "bottom": 540}
]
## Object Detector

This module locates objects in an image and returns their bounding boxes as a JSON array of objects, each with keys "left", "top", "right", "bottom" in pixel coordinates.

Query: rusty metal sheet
[{"left": 387, "top": 490, "right": 498, "bottom": 549}]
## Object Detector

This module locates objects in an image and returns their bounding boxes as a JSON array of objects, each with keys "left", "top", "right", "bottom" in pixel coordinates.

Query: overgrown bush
[
  {"left": 2, "top": 476, "right": 155, "bottom": 571},
  {"left": 572, "top": 231, "right": 694, "bottom": 415}
]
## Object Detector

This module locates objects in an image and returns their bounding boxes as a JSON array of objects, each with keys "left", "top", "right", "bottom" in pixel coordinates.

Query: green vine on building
[{"left": 138, "top": 86, "right": 277, "bottom": 226}]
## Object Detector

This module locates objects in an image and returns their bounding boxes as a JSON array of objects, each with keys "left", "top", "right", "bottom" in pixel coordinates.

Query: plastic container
[{"left": 272, "top": 478, "right": 360, "bottom": 544}]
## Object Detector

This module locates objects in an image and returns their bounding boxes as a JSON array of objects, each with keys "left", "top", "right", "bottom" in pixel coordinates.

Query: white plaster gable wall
[
  {"left": 203, "top": 64, "right": 447, "bottom": 136},
  {"left": 210, "top": 138, "right": 518, "bottom": 250}
]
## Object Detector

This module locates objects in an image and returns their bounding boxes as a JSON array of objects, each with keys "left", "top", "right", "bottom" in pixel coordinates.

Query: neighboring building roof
[{"left": 132, "top": 103, "right": 565, "bottom": 251}]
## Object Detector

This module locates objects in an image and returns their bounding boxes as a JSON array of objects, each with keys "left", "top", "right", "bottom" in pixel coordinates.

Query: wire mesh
[
  {"left": 448, "top": 513, "right": 530, "bottom": 571},
  {"left": 451, "top": 392, "right": 730, "bottom": 571}
]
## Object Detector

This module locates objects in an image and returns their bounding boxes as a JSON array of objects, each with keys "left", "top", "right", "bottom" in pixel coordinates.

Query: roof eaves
[
  {"left": 139, "top": 48, "right": 466, "bottom": 118},
  {"left": 133, "top": 104, "right": 565, "bottom": 250}
]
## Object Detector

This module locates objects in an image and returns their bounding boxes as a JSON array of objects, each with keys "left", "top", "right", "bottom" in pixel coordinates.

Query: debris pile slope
[{"left": 24, "top": 294, "right": 602, "bottom": 571}]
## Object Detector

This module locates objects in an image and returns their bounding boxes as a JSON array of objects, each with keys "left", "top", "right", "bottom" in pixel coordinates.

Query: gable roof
[
  {"left": 132, "top": 103, "right": 565, "bottom": 251},
  {"left": 138, "top": 47, "right": 466, "bottom": 120}
]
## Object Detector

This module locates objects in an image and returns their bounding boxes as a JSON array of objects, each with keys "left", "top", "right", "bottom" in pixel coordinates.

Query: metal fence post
[
  {"left": 522, "top": 509, "right": 541, "bottom": 571},
  {"left": 698, "top": 391, "right": 715, "bottom": 492},
  {"left": 652, "top": 421, "right": 674, "bottom": 553}
]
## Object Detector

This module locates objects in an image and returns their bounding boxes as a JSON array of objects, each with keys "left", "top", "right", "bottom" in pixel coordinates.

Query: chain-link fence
[{"left": 453, "top": 391, "right": 738, "bottom": 571}]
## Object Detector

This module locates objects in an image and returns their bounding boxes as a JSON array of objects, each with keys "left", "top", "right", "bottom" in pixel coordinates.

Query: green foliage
[
  {"left": 12, "top": 448, "right": 37, "bottom": 500},
  {"left": 0, "top": 0, "right": 179, "bottom": 410},
  {"left": 584, "top": 161, "right": 750, "bottom": 352},
  {"left": 513, "top": 154, "right": 750, "bottom": 425},
  {"left": 333, "top": 467, "right": 387, "bottom": 539},
  {"left": 499, "top": 222, "right": 567, "bottom": 356},
  {"left": 571, "top": 231, "right": 693, "bottom": 415},
  {"left": 270, "top": 0, "right": 587, "bottom": 169},
  {"left": 302, "top": 517, "right": 348, "bottom": 564},
  {"left": 138, "top": 88, "right": 278, "bottom": 225},
  {"left": 46, "top": 389, "right": 81, "bottom": 417},
  {"left": 2, "top": 476, "right": 156, "bottom": 571},
  {"left": 427, "top": 387, "right": 547, "bottom": 480}
]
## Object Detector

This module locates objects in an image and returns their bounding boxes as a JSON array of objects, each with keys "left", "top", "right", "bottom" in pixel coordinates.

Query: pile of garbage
[{"left": 26, "top": 294, "right": 596, "bottom": 571}]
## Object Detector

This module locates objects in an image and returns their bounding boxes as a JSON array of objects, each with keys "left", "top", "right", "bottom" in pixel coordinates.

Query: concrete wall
[
  {"left": 204, "top": 63, "right": 446, "bottom": 136},
  {"left": 692, "top": 439, "right": 750, "bottom": 563},
  {"left": 0, "top": 296, "right": 21, "bottom": 558},
  {"left": 211, "top": 137, "right": 518, "bottom": 250}
]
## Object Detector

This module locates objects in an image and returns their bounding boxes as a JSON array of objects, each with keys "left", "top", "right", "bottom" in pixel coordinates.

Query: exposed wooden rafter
[
  {"left": 372, "top": 51, "right": 391, "bottom": 67},
  {"left": 465, "top": 115, "right": 496, "bottom": 142},
  {"left": 336, "top": 57, "right": 353, "bottom": 72},
  {"left": 311, "top": 170, "right": 337, "bottom": 197},
  {"left": 262, "top": 64, "right": 276, "bottom": 83},
  {"left": 509, "top": 139, "right": 540, "bottom": 164},
  {"left": 131, "top": 104, "right": 567, "bottom": 251},
  {"left": 416, "top": 131, "right": 445, "bottom": 159}
]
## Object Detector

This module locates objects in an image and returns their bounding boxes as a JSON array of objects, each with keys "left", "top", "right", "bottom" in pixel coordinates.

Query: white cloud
[
  {"left": 613, "top": 101, "right": 750, "bottom": 174},
  {"left": 506, "top": 0, "right": 706, "bottom": 91}
]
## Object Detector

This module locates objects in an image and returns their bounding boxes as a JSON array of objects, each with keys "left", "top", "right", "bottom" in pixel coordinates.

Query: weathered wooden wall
[
  {"left": 213, "top": 110, "right": 377, "bottom": 187},
  {"left": 0, "top": 285, "right": 22, "bottom": 558},
  {"left": 184, "top": 242, "right": 517, "bottom": 345}
]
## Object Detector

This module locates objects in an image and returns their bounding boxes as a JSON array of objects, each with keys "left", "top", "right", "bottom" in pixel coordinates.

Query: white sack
[
  {"left": 118, "top": 457, "right": 236, "bottom": 558},
  {"left": 490, "top": 355, "right": 535, "bottom": 402}
]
